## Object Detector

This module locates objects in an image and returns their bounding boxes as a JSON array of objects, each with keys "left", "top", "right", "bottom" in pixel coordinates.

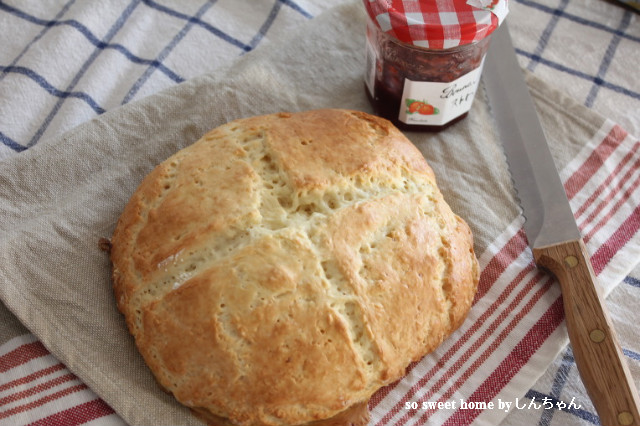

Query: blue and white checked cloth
[
  {"left": 0, "top": 0, "right": 346, "bottom": 159},
  {"left": 0, "top": 1, "right": 638, "bottom": 425}
]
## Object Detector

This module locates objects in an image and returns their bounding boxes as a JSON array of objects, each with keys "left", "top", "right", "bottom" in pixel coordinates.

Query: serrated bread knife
[{"left": 483, "top": 22, "right": 640, "bottom": 426}]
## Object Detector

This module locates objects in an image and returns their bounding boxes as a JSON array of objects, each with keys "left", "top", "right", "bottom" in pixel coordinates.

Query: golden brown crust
[
  {"left": 191, "top": 400, "right": 370, "bottom": 426},
  {"left": 110, "top": 109, "right": 479, "bottom": 426}
]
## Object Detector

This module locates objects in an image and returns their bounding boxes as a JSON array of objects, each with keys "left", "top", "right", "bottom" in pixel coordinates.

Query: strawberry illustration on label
[{"left": 406, "top": 99, "right": 439, "bottom": 115}]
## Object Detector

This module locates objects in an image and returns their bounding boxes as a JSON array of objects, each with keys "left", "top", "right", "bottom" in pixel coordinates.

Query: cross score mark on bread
[{"left": 109, "top": 109, "right": 479, "bottom": 426}]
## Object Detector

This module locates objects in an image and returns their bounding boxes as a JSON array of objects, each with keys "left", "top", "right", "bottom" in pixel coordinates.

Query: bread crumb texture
[{"left": 110, "top": 109, "right": 479, "bottom": 426}]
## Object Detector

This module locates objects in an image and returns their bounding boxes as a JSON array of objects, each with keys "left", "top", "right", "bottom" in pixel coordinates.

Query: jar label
[{"left": 398, "top": 61, "right": 485, "bottom": 126}]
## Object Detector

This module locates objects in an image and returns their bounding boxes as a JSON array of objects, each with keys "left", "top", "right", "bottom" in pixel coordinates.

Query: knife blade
[{"left": 483, "top": 22, "right": 640, "bottom": 426}]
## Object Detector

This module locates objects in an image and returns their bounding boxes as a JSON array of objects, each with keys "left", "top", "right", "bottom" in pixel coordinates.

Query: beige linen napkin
[{"left": 0, "top": 2, "right": 633, "bottom": 425}]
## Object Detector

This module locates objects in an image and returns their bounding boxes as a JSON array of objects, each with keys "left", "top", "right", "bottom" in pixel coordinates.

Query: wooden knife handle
[{"left": 534, "top": 239, "right": 640, "bottom": 426}]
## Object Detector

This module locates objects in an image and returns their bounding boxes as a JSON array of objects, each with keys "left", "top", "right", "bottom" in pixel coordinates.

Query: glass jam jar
[{"left": 363, "top": 0, "right": 508, "bottom": 131}]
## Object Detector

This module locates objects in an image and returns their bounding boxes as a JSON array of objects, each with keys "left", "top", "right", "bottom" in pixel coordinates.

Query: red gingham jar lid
[{"left": 363, "top": 0, "right": 509, "bottom": 49}]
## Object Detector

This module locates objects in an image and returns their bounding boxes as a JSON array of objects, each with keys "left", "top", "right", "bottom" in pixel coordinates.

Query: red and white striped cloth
[
  {"left": 0, "top": 334, "right": 123, "bottom": 426},
  {"left": 1, "top": 120, "right": 637, "bottom": 426}
]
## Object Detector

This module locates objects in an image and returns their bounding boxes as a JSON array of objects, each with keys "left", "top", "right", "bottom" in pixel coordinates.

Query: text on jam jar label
[{"left": 398, "top": 61, "right": 485, "bottom": 126}]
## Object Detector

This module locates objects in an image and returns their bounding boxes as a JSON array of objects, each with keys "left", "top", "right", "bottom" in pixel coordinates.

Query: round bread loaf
[{"left": 110, "top": 109, "right": 479, "bottom": 426}]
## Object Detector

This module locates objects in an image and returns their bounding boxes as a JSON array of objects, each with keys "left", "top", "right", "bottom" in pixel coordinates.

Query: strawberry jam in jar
[{"left": 363, "top": 0, "right": 508, "bottom": 131}]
